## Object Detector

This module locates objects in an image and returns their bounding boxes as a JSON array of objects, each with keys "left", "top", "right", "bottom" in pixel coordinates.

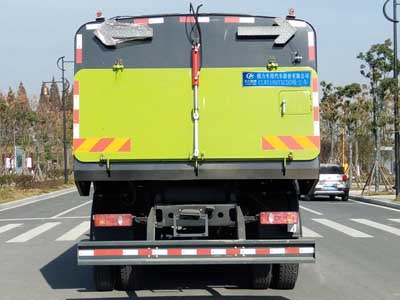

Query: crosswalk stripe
[
  {"left": 6, "top": 222, "right": 60, "bottom": 243},
  {"left": 302, "top": 226, "right": 323, "bottom": 238},
  {"left": 389, "top": 219, "right": 400, "bottom": 223},
  {"left": 56, "top": 221, "right": 90, "bottom": 241},
  {"left": 0, "top": 224, "right": 23, "bottom": 234},
  {"left": 312, "top": 218, "right": 373, "bottom": 238},
  {"left": 351, "top": 219, "right": 400, "bottom": 237}
]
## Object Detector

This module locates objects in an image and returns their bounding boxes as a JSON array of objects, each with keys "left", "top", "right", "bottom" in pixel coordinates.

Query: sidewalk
[{"left": 350, "top": 189, "right": 400, "bottom": 209}]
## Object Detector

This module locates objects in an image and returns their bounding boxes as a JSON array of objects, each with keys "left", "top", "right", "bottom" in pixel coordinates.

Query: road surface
[{"left": 0, "top": 190, "right": 399, "bottom": 300}]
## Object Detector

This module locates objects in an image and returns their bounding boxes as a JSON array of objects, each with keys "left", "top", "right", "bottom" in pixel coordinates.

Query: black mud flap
[{"left": 77, "top": 239, "right": 315, "bottom": 266}]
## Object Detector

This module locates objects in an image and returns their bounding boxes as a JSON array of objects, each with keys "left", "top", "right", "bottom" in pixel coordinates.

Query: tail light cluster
[
  {"left": 93, "top": 214, "right": 133, "bottom": 227},
  {"left": 342, "top": 175, "right": 348, "bottom": 182},
  {"left": 259, "top": 212, "right": 298, "bottom": 225}
]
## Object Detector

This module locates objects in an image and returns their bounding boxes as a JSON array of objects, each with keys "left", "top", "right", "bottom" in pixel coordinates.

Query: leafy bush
[
  {"left": 0, "top": 175, "right": 16, "bottom": 188},
  {"left": 14, "top": 175, "right": 34, "bottom": 189}
]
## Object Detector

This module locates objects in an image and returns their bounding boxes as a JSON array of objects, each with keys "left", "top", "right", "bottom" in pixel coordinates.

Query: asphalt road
[{"left": 1, "top": 190, "right": 400, "bottom": 300}]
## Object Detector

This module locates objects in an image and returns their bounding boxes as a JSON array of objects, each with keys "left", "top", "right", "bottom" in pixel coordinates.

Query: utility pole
[{"left": 383, "top": 0, "right": 400, "bottom": 198}]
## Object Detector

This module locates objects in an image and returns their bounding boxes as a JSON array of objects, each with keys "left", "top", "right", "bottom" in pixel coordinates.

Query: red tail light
[
  {"left": 342, "top": 175, "right": 348, "bottom": 182},
  {"left": 93, "top": 214, "right": 133, "bottom": 227},
  {"left": 260, "top": 212, "right": 298, "bottom": 225}
]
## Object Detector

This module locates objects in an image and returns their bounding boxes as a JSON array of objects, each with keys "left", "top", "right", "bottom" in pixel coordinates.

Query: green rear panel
[{"left": 74, "top": 67, "right": 317, "bottom": 162}]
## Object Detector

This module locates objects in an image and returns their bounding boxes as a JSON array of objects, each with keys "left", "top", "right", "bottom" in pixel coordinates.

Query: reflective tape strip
[
  {"left": 286, "top": 247, "right": 300, "bottom": 254},
  {"left": 168, "top": 249, "right": 182, "bottom": 256},
  {"left": 197, "top": 248, "right": 211, "bottom": 255},
  {"left": 138, "top": 249, "right": 152, "bottom": 256},
  {"left": 73, "top": 109, "right": 79, "bottom": 124},
  {"left": 211, "top": 248, "right": 226, "bottom": 255},
  {"left": 240, "top": 248, "right": 256, "bottom": 255},
  {"left": 76, "top": 34, "right": 83, "bottom": 64},
  {"left": 73, "top": 81, "right": 80, "bottom": 95},
  {"left": 313, "top": 107, "right": 319, "bottom": 121},
  {"left": 86, "top": 23, "right": 101, "bottom": 30},
  {"left": 299, "top": 247, "right": 315, "bottom": 254},
  {"left": 293, "top": 136, "right": 316, "bottom": 150},
  {"left": 73, "top": 138, "right": 132, "bottom": 153},
  {"left": 314, "top": 121, "right": 320, "bottom": 136},
  {"left": 263, "top": 136, "right": 320, "bottom": 151},
  {"left": 179, "top": 16, "right": 209, "bottom": 23},
  {"left": 79, "top": 250, "right": 94, "bottom": 256},
  {"left": 312, "top": 92, "right": 319, "bottom": 107},
  {"left": 182, "top": 249, "right": 197, "bottom": 256},
  {"left": 94, "top": 249, "right": 123, "bottom": 256},
  {"left": 288, "top": 20, "right": 307, "bottom": 27},
  {"left": 78, "top": 247, "right": 314, "bottom": 257},
  {"left": 239, "top": 17, "right": 255, "bottom": 23},
  {"left": 73, "top": 124, "right": 80, "bottom": 139},
  {"left": 312, "top": 78, "right": 318, "bottom": 92},
  {"left": 152, "top": 249, "right": 168, "bottom": 256},
  {"left": 255, "top": 248, "right": 270, "bottom": 255},
  {"left": 224, "top": 16, "right": 255, "bottom": 23},
  {"left": 76, "top": 34, "right": 83, "bottom": 49},
  {"left": 123, "top": 249, "right": 138, "bottom": 256},
  {"left": 308, "top": 31, "right": 315, "bottom": 61},
  {"left": 73, "top": 95, "right": 80, "bottom": 110},
  {"left": 134, "top": 17, "right": 164, "bottom": 24},
  {"left": 266, "top": 136, "right": 289, "bottom": 150},
  {"left": 270, "top": 248, "right": 285, "bottom": 255}
]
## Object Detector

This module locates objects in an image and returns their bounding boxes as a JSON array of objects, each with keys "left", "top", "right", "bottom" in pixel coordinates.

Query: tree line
[
  {"left": 320, "top": 39, "right": 397, "bottom": 189},
  {"left": 0, "top": 79, "right": 73, "bottom": 175}
]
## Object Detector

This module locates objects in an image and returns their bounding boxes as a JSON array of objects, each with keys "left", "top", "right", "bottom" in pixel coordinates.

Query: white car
[{"left": 311, "top": 164, "right": 350, "bottom": 201}]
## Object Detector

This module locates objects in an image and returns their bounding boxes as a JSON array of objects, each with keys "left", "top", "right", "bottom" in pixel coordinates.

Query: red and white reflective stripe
[
  {"left": 134, "top": 17, "right": 164, "bottom": 24},
  {"left": 308, "top": 31, "right": 315, "bottom": 62},
  {"left": 73, "top": 81, "right": 80, "bottom": 139},
  {"left": 78, "top": 247, "right": 314, "bottom": 257},
  {"left": 224, "top": 17, "right": 255, "bottom": 23},
  {"left": 312, "top": 77, "right": 320, "bottom": 136},
  {"left": 179, "top": 16, "right": 210, "bottom": 23},
  {"left": 76, "top": 34, "right": 83, "bottom": 64}
]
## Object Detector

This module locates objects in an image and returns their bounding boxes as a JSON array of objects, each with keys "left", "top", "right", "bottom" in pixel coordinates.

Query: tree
[
  {"left": 337, "top": 83, "right": 362, "bottom": 186},
  {"left": 320, "top": 81, "right": 341, "bottom": 163},
  {"left": 358, "top": 39, "right": 396, "bottom": 192}
]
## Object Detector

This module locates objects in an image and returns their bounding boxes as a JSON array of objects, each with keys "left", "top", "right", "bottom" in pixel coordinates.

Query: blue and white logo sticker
[{"left": 242, "top": 71, "right": 311, "bottom": 87}]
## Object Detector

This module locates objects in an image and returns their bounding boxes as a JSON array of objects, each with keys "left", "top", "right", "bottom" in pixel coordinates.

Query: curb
[
  {"left": 350, "top": 195, "right": 400, "bottom": 210},
  {"left": 0, "top": 187, "right": 77, "bottom": 212}
]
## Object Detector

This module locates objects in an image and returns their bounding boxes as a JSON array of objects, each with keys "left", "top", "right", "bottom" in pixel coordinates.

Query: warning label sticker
[{"left": 242, "top": 71, "right": 311, "bottom": 87}]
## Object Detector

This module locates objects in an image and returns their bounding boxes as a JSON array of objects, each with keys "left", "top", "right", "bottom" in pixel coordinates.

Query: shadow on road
[
  {"left": 40, "top": 244, "right": 95, "bottom": 290},
  {"left": 41, "top": 245, "right": 290, "bottom": 300}
]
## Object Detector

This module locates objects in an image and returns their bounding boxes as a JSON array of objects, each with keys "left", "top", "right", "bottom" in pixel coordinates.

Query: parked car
[{"left": 310, "top": 164, "right": 350, "bottom": 201}]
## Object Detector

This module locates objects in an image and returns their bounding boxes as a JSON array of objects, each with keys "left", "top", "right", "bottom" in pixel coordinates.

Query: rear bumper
[
  {"left": 313, "top": 188, "right": 349, "bottom": 197},
  {"left": 74, "top": 157, "right": 319, "bottom": 181},
  {"left": 77, "top": 239, "right": 315, "bottom": 266}
]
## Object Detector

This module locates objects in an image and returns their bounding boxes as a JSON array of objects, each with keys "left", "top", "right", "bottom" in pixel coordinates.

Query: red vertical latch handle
[{"left": 192, "top": 44, "right": 200, "bottom": 87}]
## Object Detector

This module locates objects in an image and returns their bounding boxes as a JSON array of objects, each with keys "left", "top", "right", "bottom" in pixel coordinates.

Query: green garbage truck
[{"left": 74, "top": 8, "right": 318, "bottom": 291}]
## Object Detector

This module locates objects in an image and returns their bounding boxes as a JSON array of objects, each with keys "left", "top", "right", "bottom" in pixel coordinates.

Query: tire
[
  {"left": 93, "top": 266, "right": 115, "bottom": 291},
  {"left": 329, "top": 195, "right": 336, "bottom": 201},
  {"left": 271, "top": 264, "right": 299, "bottom": 290},
  {"left": 251, "top": 265, "right": 272, "bottom": 289},
  {"left": 116, "top": 265, "right": 143, "bottom": 291},
  {"left": 342, "top": 194, "right": 349, "bottom": 201}
]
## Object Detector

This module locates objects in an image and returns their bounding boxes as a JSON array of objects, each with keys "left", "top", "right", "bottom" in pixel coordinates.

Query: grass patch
[{"left": 0, "top": 179, "right": 74, "bottom": 204}]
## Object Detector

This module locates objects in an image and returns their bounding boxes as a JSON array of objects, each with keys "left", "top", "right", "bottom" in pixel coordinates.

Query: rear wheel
[
  {"left": 342, "top": 194, "right": 349, "bottom": 201},
  {"left": 116, "top": 265, "right": 143, "bottom": 291},
  {"left": 271, "top": 263, "right": 299, "bottom": 290},
  {"left": 251, "top": 264, "right": 272, "bottom": 289},
  {"left": 93, "top": 266, "right": 116, "bottom": 291}
]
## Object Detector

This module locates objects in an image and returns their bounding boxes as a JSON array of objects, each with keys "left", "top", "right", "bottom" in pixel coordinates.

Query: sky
[{"left": 0, "top": 0, "right": 394, "bottom": 98}]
